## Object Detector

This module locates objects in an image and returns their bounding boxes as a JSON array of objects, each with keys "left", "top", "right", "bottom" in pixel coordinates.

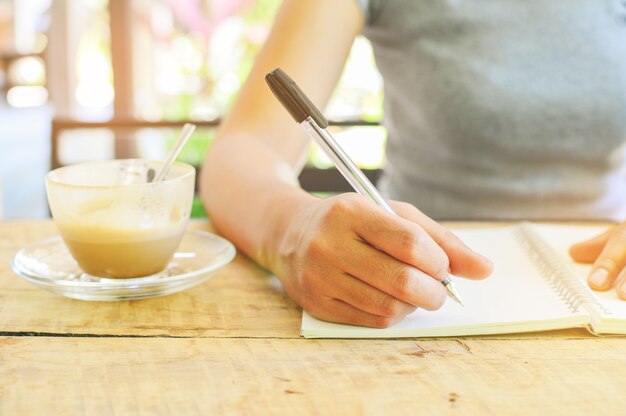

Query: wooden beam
[
  {"left": 108, "top": 0, "right": 136, "bottom": 158},
  {"left": 108, "top": 0, "right": 134, "bottom": 118},
  {"left": 45, "top": 0, "right": 75, "bottom": 118}
]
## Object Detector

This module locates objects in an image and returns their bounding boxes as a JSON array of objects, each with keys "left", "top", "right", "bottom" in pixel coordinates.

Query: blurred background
[{"left": 0, "top": 0, "right": 385, "bottom": 219}]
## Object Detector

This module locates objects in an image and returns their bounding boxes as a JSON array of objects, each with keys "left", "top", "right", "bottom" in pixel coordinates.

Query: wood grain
[
  {"left": 2, "top": 336, "right": 626, "bottom": 415},
  {"left": 0, "top": 220, "right": 301, "bottom": 338},
  {"left": 0, "top": 220, "right": 607, "bottom": 340},
  {"left": 2, "top": 220, "right": 626, "bottom": 415}
]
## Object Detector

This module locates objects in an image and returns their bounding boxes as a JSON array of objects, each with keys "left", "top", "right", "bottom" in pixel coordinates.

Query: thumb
[
  {"left": 569, "top": 228, "right": 613, "bottom": 264},
  {"left": 390, "top": 201, "right": 493, "bottom": 279}
]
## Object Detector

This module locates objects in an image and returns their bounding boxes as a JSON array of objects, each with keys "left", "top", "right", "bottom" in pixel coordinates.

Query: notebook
[{"left": 301, "top": 223, "right": 626, "bottom": 338}]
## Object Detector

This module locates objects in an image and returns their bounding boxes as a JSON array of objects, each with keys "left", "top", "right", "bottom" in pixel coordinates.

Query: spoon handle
[{"left": 154, "top": 123, "right": 196, "bottom": 182}]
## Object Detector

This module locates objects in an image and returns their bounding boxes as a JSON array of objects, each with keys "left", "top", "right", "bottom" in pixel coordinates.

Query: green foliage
[
  {"left": 243, "top": 0, "right": 282, "bottom": 21},
  {"left": 157, "top": 0, "right": 384, "bottom": 170},
  {"left": 162, "top": 128, "right": 215, "bottom": 167},
  {"left": 163, "top": 94, "right": 194, "bottom": 121},
  {"left": 191, "top": 195, "right": 208, "bottom": 218}
]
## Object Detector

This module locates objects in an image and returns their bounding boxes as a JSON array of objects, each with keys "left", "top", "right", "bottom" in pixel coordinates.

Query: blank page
[{"left": 302, "top": 226, "right": 589, "bottom": 338}]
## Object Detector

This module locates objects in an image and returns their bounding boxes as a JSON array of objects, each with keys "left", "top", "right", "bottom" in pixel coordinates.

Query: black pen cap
[{"left": 265, "top": 68, "right": 329, "bottom": 129}]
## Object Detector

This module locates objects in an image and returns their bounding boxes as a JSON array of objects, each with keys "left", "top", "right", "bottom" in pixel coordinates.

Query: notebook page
[
  {"left": 528, "top": 223, "right": 626, "bottom": 333},
  {"left": 302, "top": 226, "right": 588, "bottom": 338}
]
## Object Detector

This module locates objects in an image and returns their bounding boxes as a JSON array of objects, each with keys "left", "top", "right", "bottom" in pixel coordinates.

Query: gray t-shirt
[{"left": 356, "top": 0, "right": 626, "bottom": 220}]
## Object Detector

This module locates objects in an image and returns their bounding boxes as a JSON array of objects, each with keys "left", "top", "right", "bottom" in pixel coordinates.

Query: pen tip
[
  {"left": 443, "top": 280, "right": 465, "bottom": 307},
  {"left": 448, "top": 290, "right": 464, "bottom": 306}
]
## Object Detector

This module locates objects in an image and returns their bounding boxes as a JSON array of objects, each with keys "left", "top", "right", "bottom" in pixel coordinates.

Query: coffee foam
[{"left": 58, "top": 195, "right": 186, "bottom": 243}]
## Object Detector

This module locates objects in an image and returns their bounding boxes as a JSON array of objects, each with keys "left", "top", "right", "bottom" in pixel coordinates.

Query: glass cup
[{"left": 46, "top": 159, "right": 196, "bottom": 278}]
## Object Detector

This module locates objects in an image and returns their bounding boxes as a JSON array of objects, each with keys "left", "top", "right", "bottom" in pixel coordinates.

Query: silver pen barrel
[
  {"left": 300, "top": 116, "right": 463, "bottom": 306},
  {"left": 266, "top": 67, "right": 465, "bottom": 307},
  {"left": 301, "top": 117, "right": 395, "bottom": 213}
]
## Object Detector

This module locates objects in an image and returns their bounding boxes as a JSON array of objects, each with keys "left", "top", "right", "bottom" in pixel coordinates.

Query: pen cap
[{"left": 265, "top": 68, "right": 329, "bottom": 128}]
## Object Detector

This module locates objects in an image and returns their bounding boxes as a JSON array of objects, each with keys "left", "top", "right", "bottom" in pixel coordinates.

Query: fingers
[
  {"left": 569, "top": 228, "right": 612, "bottom": 263},
  {"left": 327, "top": 272, "right": 418, "bottom": 316},
  {"left": 298, "top": 271, "right": 420, "bottom": 329},
  {"left": 615, "top": 270, "right": 626, "bottom": 300},
  {"left": 390, "top": 201, "right": 493, "bottom": 279},
  {"left": 587, "top": 224, "right": 626, "bottom": 292},
  {"left": 337, "top": 240, "right": 448, "bottom": 310},
  {"left": 281, "top": 194, "right": 495, "bottom": 328},
  {"left": 353, "top": 202, "right": 450, "bottom": 281},
  {"left": 568, "top": 225, "right": 626, "bottom": 300},
  {"left": 306, "top": 297, "right": 407, "bottom": 329}
]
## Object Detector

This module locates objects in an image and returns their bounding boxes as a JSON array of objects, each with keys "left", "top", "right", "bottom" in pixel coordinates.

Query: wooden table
[{"left": 2, "top": 220, "right": 626, "bottom": 415}]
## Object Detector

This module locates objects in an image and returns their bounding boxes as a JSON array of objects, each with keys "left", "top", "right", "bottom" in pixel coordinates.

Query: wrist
[{"left": 257, "top": 184, "right": 317, "bottom": 273}]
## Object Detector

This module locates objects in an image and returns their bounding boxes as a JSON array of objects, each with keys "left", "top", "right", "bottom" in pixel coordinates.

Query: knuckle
[
  {"left": 433, "top": 258, "right": 451, "bottom": 280},
  {"left": 327, "top": 196, "right": 357, "bottom": 217},
  {"left": 390, "top": 265, "right": 416, "bottom": 298},
  {"left": 397, "top": 229, "right": 422, "bottom": 258},
  {"left": 371, "top": 315, "right": 394, "bottom": 329},
  {"left": 305, "top": 238, "right": 327, "bottom": 259},
  {"left": 421, "top": 287, "right": 447, "bottom": 311},
  {"left": 374, "top": 296, "right": 403, "bottom": 318}
]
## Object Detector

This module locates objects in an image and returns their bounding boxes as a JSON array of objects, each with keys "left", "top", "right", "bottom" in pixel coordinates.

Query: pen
[{"left": 265, "top": 67, "right": 464, "bottom": 306}]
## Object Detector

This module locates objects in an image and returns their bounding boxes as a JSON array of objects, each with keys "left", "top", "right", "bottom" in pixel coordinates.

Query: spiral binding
[{"left": 515, "top": 223, "right": 610, "bottom": 315}]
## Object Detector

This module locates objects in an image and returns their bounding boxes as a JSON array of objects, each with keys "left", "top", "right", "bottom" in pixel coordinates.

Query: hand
[
  {"left": 570, "top": 223, "right": 626, "bottom": 299},
  {"left": 270, "top": 193, "right": 493, "bottom": 328}
]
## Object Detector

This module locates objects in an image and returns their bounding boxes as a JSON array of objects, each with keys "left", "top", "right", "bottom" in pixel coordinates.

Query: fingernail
[
  {"left": 618, "top": 279, "right": 626, "bottom": 297},
  {"left": 588, "top": 268, "right": 609, "bottom": 288}
]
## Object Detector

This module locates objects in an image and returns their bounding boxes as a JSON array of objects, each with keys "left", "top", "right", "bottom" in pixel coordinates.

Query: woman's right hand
[{"left": 268, "top": 193, "right": 493, "bottom": 328}]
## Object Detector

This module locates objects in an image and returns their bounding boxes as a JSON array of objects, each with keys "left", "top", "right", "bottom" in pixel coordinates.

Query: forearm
[
  {"left": 199, "top": 0, "right": 363, "bottom": 278},
  {"left": 200, "top": 133, "right": 315, "bottom": 272}
]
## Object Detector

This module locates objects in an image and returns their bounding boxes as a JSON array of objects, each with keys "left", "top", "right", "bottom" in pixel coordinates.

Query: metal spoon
[{"left": 148, "top": 123, "right": 196, "bottom": 182}]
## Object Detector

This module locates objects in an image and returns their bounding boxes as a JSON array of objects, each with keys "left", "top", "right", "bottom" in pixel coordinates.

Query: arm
[
  {"left": 202, "top": 0, "right": 359, "bottom": 265},
  {"left": 201, "top": 0, "right": 493, "bottom": 327}
]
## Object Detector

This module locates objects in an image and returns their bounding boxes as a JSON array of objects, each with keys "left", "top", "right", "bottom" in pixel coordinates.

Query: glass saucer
[{"left": 11, "top": 230, "right": 236, "bottom": 301}]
